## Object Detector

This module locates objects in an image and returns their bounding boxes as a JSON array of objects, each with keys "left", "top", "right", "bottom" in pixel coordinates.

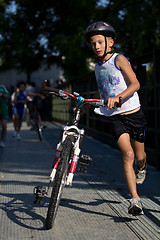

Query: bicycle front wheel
[{"left": 46, "top": 135, "right": 74, "bottom": 230}]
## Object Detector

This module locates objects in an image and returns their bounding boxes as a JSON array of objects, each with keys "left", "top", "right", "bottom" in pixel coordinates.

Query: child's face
[
  {"left": 90, "top": 35, "right": 105, "bottom": 58},
  {"left": 90, "top": 35, "right": 114, "bottom": 58}
]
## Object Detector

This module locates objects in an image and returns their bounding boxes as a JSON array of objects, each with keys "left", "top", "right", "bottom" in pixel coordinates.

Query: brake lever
[
  {"left": 59, "top": 90, "right": 69, "bottom": 100},
  {"left": 116, "top": 97, "right": 122, "bottom": 108}
]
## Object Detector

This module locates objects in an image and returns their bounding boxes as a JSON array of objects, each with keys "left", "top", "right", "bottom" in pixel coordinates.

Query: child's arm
[
  {"left": 26, "top": 92, "right": 45, "bottom": 99},
  {"left": 107, "top": 54, "right": 140, "bottom": 109},
  {"left": 14, "top": 92, "right": 18, "bottom": 104}
]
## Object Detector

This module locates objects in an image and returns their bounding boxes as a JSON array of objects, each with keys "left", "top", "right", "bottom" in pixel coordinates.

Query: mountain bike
[{"left": 33, "top": 80, "right": 122, "bottom": 230}]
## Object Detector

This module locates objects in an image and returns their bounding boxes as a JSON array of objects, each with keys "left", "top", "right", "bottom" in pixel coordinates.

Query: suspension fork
[
  {"left": 48, "top": 126, "right": 84, "bottom": 188},
  {"left": 49, "top": 138, "right": 81, "bottom": 185},
  {"left": 66, "top": 134, "right": 84, "bottom": 186},
  {"left": 66, "top": 148, "right": 80, "bottom": 186},
  {"left": 49, "top": 127, "right": 65, "bottom": 182},
  {"left": 50, "top": 142, "right": 62, "bottom": 182}
]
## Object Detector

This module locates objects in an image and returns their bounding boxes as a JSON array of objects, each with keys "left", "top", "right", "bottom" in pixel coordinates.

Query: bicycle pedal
[
  {"left": 79, "top": 154, "right": 92, "bottom": 166},
  {"left": 34, "top": 186, "right": 47, "bottom": 197}
]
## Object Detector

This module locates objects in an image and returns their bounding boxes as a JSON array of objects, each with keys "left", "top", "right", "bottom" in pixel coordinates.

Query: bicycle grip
[
  {"left": 104, "top": 97, "right": 122, "bottom": 108},
  {"left": 118, "top": 97, "right": 122, "bottom": 107}
]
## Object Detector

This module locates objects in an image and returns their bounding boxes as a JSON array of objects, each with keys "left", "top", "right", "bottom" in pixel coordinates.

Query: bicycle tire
[
  {"left": 36, "top": 122, "right": 43, "bottom": 141},
  {"left": 46, "top": 135, "right": 74, "bottom": 230},
  {"left": 35, "top": 117, "right": 43, "bottom": 141}
]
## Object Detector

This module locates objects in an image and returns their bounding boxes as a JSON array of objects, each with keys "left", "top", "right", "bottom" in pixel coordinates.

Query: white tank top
[{"left": 94, "top": 53, "right": 141, "bottom": 116}]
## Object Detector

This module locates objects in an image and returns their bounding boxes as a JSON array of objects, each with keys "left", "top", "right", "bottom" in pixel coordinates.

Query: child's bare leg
[
  {"left": 117, "top": 133, "right": 139, "bottom": 198},
  {"left": 131, "top": 139, "right": 146, "bottom": 184},
  {"left": 1, "top": 119, "right": 7, "bottom": 141},
  {"left": 17, "top": 119, "right": 22, "bottom": 133},
  {"left": 14, "top": 115, "right": 19, "bottom": 132},
  {"left": 131, "top": 139, "right": 146, "bottom": 167}
]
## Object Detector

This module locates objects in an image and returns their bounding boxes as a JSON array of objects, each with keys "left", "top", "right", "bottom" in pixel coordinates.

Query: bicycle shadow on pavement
[
  {"left": 0, "top": 192, "right": 49, "bottom": 230},
  {"left": 59, "top": 197, "right": 137, "bottom": 223}
]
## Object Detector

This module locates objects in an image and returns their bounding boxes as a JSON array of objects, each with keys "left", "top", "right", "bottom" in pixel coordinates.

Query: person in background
[
  {"left": 13, "top": 81, "right": 44, "bottom": 140},
  {"left": 11, "top": 84, "right": 19, "bottom": 135},
  {"left": 25, "top": 82, "right": 36, "bottom": 121},
  {"left": 8, "top": 85, "right": 14, "bottom": 119},
  {"left": 41, "top": 79, "right": 52, "bottom": 121},
  {"left": 0, "top": 84, "right": 10, "bottom": 148}
]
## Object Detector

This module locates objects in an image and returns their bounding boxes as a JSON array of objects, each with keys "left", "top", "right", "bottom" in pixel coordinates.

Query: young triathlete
[{"left": 85, "top": 21, "right": 147, "bottom": 216}]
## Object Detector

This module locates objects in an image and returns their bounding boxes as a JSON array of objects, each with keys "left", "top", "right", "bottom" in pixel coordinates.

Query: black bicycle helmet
[{"left": 85, "top": 21, "right": 116, "bottom": 43}]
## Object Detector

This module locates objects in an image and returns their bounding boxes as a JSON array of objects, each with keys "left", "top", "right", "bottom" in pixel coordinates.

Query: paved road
[{"left": 0, "top": 121, "right": 160, "bottom": 240}]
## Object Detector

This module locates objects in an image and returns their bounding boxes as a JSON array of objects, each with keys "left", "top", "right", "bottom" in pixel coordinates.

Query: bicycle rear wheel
[
  {"left": 46, "top": 135, "right": 74, "bottom": 230},
  {"left": 36, "top": 122, "right": 43, "bottom": 141},
  {"left": 35, "top": 116, "right": 43, "bottom": 141}
]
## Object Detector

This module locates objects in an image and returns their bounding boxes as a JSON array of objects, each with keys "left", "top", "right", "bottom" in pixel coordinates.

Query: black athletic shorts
[{"left": 108, "top": 108, "right": 147, "bottom": 143}]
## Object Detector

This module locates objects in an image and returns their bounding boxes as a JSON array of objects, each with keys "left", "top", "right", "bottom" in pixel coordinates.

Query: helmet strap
[{"left": 99, "top": 36, "right": 113, "bottom": 61}]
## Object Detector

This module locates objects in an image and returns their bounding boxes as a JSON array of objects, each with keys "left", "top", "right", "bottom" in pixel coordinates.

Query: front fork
[
  {"left": 50, "top": 143, "right": 62, "bottom": 182},
  {"left": 66, "top": 148, "right": 81, "bottom": 185},
  {"left": 50, "top": 141, "right": 81, "bottom": 186}
]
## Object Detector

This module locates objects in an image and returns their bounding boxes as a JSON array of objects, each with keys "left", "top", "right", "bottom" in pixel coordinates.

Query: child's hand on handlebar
[{"left": 107, "top": 96, "right": 122, "bottom": 109}]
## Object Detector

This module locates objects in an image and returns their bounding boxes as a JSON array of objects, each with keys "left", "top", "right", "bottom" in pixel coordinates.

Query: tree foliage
[
  {"left": 0, "top": 0, "right": 58, "bottom": 81},
  {"left": 96, "top": 0, "right": 160, "bottom": 58},
  {"left": 0, "top": 0, "right": 159, "bottom": 82}
]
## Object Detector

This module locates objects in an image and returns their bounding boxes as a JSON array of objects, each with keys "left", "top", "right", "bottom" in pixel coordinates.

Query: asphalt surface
[{"left": 0, "top": 121, "right": 160, "bottom": 240}]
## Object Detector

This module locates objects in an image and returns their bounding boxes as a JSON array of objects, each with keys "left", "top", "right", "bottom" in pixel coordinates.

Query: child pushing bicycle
[{"left": 84, "top": 21, "right": 147, "bottom": 216}]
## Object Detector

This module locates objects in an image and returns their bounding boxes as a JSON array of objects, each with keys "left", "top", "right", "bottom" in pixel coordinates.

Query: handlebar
[
  {"left": 42, "top": 81, "right": 60, "bottom": 94},
  {"left": 42, "top": 80, "right": 122, "bottom": 108}
]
